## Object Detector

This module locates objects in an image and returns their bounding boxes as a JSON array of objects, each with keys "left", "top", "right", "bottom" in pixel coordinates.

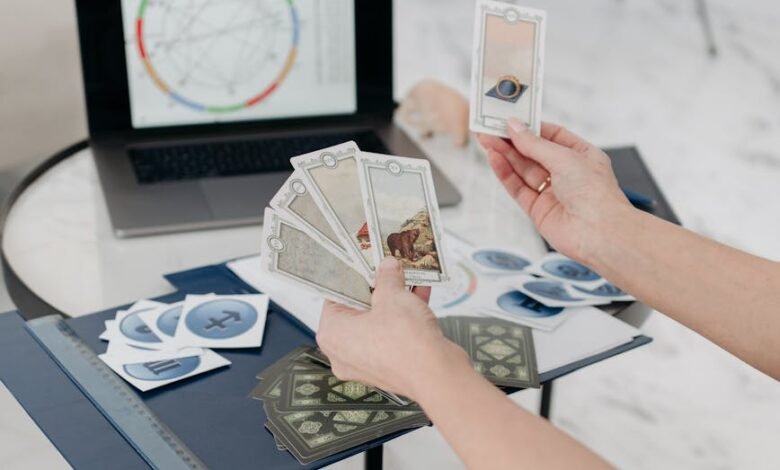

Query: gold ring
[
  {"left": 537, "top": 176, "right": 551, "bottom": 193},
  {"left": 495, "top": 75, "right": 522, "bottom": 100}
]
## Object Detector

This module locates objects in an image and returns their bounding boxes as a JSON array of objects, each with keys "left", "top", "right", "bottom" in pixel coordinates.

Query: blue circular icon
[
  {"left": 524, "top": 280, "right": 585, "bottom": 302},
  {"left": 119, "top": 309, "right": 162, "bottom": 343},
  {"left": 123, "top": 356, "right": 201, "bottom": 381},
  {"left": 573, "top": 283, "right": 625, "bottom": 298},
  {"left": 496, "top": 291, "right": 562, "bottom": 318},
  {"left": 542, "top": 259, "right": 600, "bottom": 282},
  {"left": 472, "top": 250, "right": 530, "bottom": 272},
  {"left": 184, "top": 299, "right": 258, "bottom": 339},
  {"left": 156, "top": 305, "right": 183, "bottom": 337}
]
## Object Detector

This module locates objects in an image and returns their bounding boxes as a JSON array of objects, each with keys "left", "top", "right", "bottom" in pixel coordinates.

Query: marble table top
[{"left": 2, "top": 0, "right": 779, "bottom": 468}]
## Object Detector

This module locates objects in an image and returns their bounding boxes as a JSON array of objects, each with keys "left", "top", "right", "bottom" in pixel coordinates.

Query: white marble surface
[{"left": 2, "top": 0, "right": 780, "bottom": 468}]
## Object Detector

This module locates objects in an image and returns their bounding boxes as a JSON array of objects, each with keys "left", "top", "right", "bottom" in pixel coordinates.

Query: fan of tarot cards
[
  {"left": 252, "top": 316, "right": 538, "bottom": 464},
  {"left": 261, "top": 141, "right": 451, "bottom": 308}
]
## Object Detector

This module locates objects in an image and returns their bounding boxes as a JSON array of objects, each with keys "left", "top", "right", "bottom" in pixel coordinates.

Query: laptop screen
[{"left": 120, "top": 0, "right": 357, "bottom": 129}]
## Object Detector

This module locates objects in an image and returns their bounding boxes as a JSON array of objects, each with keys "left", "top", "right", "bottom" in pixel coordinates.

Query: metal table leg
[
  {"left": 540, "top": 381, "right": 553, "bottom": 419},
  {"left": 365, "top": 445, "right": 383, "bottom": 470}
]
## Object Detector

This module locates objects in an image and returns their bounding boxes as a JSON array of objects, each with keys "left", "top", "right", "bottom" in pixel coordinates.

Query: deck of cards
[
  {"left": 252, "top": 315, "right": 538, "bottom": 464},
  {"left": 469, "top": 0, "right": 547, "bottom": 137},
  {"left": 261, "top": 141, "right": 450, "bottom": 309},
  {"left": 251, "top": 346, "right": 429, "bottom": 465},
  {"left": 99, "top": 294, "right": 269, "bottom": 391}
]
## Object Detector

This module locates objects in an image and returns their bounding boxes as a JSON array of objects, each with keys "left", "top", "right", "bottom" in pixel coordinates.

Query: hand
[
  {"left": 316, "top": 257, "right": 470, "bottom": 400},
  {"left": 477, "top": 119, "right": 633, "bottom": 264}
]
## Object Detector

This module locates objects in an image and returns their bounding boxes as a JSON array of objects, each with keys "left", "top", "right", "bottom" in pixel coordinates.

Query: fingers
[
  {"left": 486, "top": 150, "right": 538, "bottom": 214},
  {"left": 372, "top": 257, "right": 406, "bottom": 302},
  {"left": 506, "top": 118, "right": 575, "bottom": 172},
  {"left": 477, "top": 133, "right": 551, "bottom": 191},
  {"left": 411, "top": 286, "right": 432, "bottom": 304},
  {"left": 540, "top": 122, "right": 591, "bottom": 153}
]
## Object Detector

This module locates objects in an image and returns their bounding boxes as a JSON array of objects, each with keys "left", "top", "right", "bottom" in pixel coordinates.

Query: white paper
[
  {"left": 111, "top": 300, "right": 171, "bottom": 349},
  {"left": 475, "top": 282, "right": 578, "bottom": 331},
  {"left": 173, "top": 294, "right": 269, "bottom": 349},
  {"left": 525, "top": 252, "right": 635, "bottom": 302},
  {"left": 104, "top": 339, "right": 203, "bottom": 364},
  {"left": 533, "top": 307, "right": 640, "bottom": 373},
  {"left": 467, "top": 246, "right": 534, "bottom": 276},
  {"left": 99, "top": 320, "right": 114, "bottom": 342},
  {"left": 511, "top": 273, "right": 613, "bottom": 308},
  {"left": 99, "top": 349, "right": 230, "bottom": 392}
]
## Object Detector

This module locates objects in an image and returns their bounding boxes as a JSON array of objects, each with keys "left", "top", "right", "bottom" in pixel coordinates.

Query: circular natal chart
[{"left": 134, "top": 0, "right": 299, "bottom": 113}]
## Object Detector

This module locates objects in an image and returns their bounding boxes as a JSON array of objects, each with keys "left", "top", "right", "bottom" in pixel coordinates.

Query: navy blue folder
[{"left": 0, "top": 262, "right": 651, "bottom": 469}]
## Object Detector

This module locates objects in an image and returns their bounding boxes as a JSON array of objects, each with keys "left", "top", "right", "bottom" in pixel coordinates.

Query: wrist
[
  {"left": 405, "top": 338, "right": 474, "bottom": 405},
  {"left": 580, "top": 203, "right": 644, "bottom": 272}
]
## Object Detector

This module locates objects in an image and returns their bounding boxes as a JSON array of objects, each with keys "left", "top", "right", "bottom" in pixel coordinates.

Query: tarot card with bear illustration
[{"left": 357, "top": 152, "right": 450, "bottom": 286}]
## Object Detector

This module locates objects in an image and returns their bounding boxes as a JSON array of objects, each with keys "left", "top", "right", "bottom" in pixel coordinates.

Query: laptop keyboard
[{"left": 129, "top": 131, "right": 389, "bottom": 184}]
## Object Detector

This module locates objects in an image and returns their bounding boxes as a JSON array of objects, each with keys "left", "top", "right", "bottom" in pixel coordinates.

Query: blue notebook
[{"left": 0, "top": 262, "right": 651, "bottom": 470}]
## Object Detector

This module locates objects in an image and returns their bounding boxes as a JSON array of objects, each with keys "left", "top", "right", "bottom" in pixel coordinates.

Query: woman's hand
[
  {"left": 316, "top": 257, "right": 470, "bottom": 400},
  {"left": 477, "top": 119, "right": 633, "bottom": 264}
]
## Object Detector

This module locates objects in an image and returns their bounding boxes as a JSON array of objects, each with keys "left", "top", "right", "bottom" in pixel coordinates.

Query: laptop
[{"left": 75, "top": 0, "right": 461, "bottom": 237}]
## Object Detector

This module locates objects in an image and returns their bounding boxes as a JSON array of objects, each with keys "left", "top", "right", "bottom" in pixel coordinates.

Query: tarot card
[
  {"left": 468, "top": 246, "right": 532, "bottom": 275},
  {"left": 526, "top": 253, "right": 635, "bottom": 301},
  {"left": 256, "top": 346, "right": 324, "bottom": 381},
  {"left": 450, "top": 316, "right": 539, "bottom": 388},
  {"left": 99, "top": 349, "right": 230, "bottom": 392},
  {"left": 290, "top": 142, "right": 374, "bottom": 278},
  {"left": 275, "top": 371, "right": 418, "bottom": 412},
  {"left": 270, "top": 170, "right": 354, "bottom": 265},
  {"left": 266, "top": 406, "right": 428, "bottom": 465},
  {"left": 476, "top": 283, "right": 577, "bottom": 331},
  {"left": 469, "top": 0, "right": 546, "bottom": 137},
  {"left": 173, "top": 294, "right": 269, "bottom": 349},
  {"left": 261, "top": 207, "right": 372, "bottom": 309},
  {"left": 512, "top": 274, "right": 612, "bottom": 308},
  {"left": 356, "top": 152, "right": 449, "bottom": 286}
]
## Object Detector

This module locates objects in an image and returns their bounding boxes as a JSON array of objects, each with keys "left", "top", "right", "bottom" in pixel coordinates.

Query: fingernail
[
  {"left": 380, "top": 256, "right": 399, "bottom": 271},
  {"left": 507, "top": 118, "right": 530, "bottom": 134}
]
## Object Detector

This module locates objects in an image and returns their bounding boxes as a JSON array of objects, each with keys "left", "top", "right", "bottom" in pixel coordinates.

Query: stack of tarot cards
[
  {"left": 251, "top": 346, "right": 429, "bottom": 465},
  {"left": 98, "top": 294, "right": 269, "bottom": 391},
  {"left": 261, "top": 141, "right": 450, "bottom": 308},
  {"left": 253, "top": 315, "right": 539, "bottom": 464},
  {"left": 438, "top": 315, "right": 539, "bottom": 388}
]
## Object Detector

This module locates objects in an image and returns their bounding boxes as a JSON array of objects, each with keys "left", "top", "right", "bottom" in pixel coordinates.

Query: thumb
[
  {"left": 372, "top": 257, "right": 406, "bottom": 301},
  {"left": 506, "top": 118, "right": 573, "bottom": 173}
]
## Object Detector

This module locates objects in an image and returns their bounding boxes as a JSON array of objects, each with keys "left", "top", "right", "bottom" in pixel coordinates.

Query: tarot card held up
[
  {"left": 469, "top": 0, "right": 546, "bottom": 137},
  {"left": 357, "top": 152, "right": 449, "bottom": 286}
]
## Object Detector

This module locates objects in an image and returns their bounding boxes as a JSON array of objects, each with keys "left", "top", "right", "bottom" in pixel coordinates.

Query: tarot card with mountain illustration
[{"left": 356, "top": 152, "right": 450, "bottom": 286}]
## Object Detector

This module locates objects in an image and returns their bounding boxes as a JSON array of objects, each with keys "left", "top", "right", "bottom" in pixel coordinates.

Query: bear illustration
[{"left": 387, "top": 229, "right": 420, "bottom": 261}]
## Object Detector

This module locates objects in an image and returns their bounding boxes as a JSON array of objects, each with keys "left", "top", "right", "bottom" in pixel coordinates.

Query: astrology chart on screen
[{"left": 121, "top": 0, "right": 358, "bottom": 128}]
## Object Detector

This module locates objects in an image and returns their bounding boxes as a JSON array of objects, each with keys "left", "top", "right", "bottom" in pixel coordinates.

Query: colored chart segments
[{"left": 135, "top": 0, "right": 299, "bottom": 113}]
